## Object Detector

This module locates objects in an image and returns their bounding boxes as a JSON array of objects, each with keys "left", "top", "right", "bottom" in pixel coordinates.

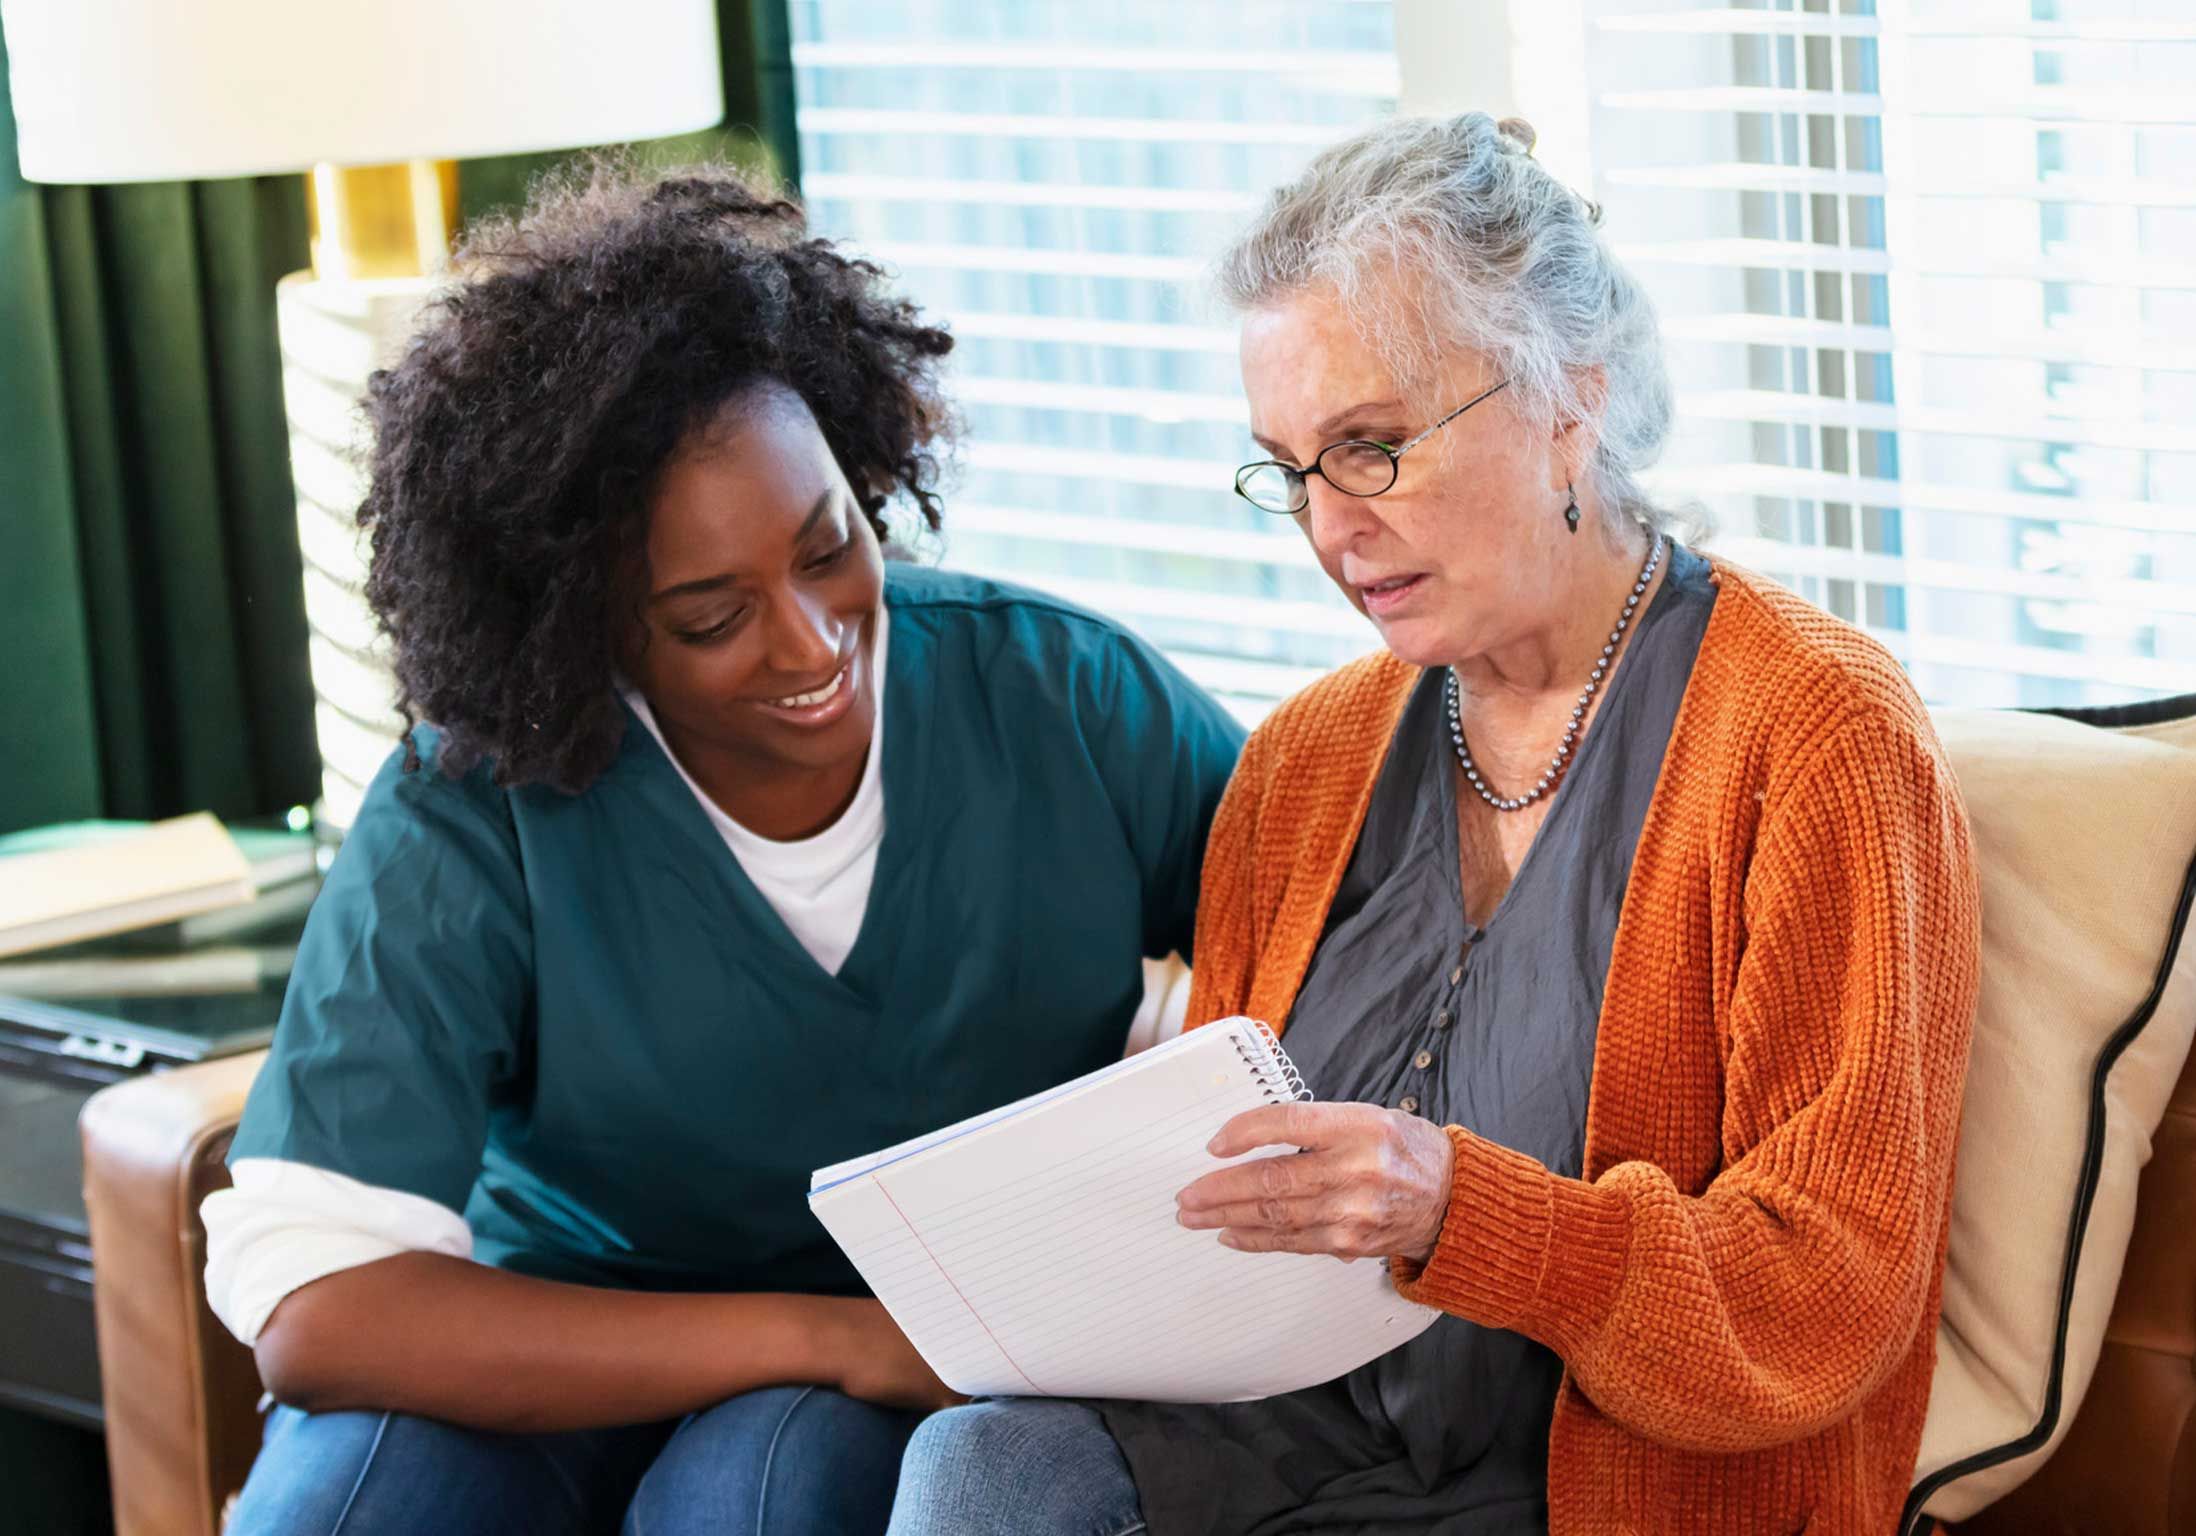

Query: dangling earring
[{"left": 1563, "top": 482, "right": 1581, "bottom": 535}]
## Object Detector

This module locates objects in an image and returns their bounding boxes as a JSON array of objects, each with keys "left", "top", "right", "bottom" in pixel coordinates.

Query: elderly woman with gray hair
[{"left": 886, "top": 114, "right": 1981, "bottom": 1536}]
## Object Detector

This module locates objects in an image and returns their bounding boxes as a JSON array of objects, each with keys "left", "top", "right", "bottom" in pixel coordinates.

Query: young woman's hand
[
  {"left": 1174, "top": 1102, "right": 1457, "bottom": 1265},
  {"left": 824, "top": 1297, "right": 964, "bottom": 1412}
]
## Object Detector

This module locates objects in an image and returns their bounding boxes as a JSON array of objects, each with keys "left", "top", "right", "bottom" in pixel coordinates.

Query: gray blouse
[{"left": 1099, "top": 542, "right": 1718, "bottom": 1535}]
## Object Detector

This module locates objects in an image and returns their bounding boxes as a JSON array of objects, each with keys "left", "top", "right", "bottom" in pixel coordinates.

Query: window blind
[
  {"left": 791, "top": 0, "right": 1398, "bottom": 720},
  {"left": 793, "top": 0, "right": 2193, "bottom": 716},
  {"left": 1590, "top": 0, "right": 2195, "bottom": 705}
]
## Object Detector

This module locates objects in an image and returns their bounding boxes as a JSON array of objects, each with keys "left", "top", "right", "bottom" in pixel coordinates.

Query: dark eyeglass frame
[{"left": 1233, "top": 378, "right": 1512, "bottom": 515}]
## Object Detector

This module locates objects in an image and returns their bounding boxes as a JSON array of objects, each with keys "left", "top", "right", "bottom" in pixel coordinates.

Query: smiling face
[
  {"left": 621, "top": 382, "right": 885, "bottom": 791},
  {"left": 1239, "top": 286, "right": 1581, "bottom": 671}
]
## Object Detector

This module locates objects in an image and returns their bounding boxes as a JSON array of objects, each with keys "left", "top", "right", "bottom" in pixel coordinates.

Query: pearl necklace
[{"left": 1445, "top": 537, "right": 1663, "bottom": 813}]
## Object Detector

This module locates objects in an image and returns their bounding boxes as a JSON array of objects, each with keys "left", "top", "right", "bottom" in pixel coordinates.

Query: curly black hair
[{"left": 357, "top": 159, "right": 955, "bottom": 794}]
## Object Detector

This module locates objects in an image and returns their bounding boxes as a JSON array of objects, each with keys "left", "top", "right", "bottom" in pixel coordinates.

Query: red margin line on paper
[{"left": 875, "top": 1176, "right": 1044, "bottom": 1397}]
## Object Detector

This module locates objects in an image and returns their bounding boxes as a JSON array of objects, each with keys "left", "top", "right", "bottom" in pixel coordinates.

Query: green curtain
[{"left": 0, "top": 2, "right": 798, "bottom": 837}]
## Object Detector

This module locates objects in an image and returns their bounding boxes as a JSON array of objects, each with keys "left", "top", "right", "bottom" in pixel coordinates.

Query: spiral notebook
[{"left": 809, "top": 1016, "right": 1440, "bottom": 1402}]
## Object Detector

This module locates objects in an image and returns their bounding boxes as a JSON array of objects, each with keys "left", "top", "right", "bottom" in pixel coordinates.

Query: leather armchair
[
  {"left": 79, "top": 1036, "right": 2196, "bottom": 1536},
  {"left": 79, "top": 1053, "right": 266, "bottom": 1536}
]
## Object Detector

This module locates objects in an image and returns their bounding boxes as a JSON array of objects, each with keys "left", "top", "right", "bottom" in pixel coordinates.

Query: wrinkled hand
[
  {"left": 1176, "top": 1102, "right": 1457, "bottom": 1265},
  {"left": 826, "top": 1298, "right": 965, "bottom": 1413}
]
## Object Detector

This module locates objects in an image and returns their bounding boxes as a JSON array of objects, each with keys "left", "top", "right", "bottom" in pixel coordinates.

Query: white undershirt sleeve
[{"left": 201, "top": 1157, "right": 474, "bottom": 1347}]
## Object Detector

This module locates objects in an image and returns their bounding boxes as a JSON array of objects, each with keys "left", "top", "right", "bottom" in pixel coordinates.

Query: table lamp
[{"left": 2, "top": 0, "right": 725, "bottom": 826}]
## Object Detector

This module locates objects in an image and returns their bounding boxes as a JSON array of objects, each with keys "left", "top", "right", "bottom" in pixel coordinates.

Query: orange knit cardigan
[{"left": 1183, "top": 560, "right": 1980, "bottom": 1536}]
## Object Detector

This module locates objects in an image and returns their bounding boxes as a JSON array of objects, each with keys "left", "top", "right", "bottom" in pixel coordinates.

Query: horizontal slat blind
[
  {"left": 791, "top": 0, "right": 1393, "bottom": 720},
  {"left": 795, "top": 0, "right": 2192, "bottom": 719},
  {"left": 1593, "top": 0, "right": 2196, "bottom": 707}
]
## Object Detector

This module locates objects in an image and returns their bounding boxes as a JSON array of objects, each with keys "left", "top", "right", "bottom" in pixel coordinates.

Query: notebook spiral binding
[{"left": 1228, "top": 1017, "right": 1312, "bottom": 1103}]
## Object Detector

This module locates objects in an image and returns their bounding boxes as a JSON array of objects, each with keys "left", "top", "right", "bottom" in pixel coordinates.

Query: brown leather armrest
[{"left": 79, "top": 1051, "right": 269, "bottom": 1536}]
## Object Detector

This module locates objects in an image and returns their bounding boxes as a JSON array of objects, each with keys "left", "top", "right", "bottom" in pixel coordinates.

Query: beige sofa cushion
[{"left": 1912, "top": 702, "right": 2196, "bottom": 1524}]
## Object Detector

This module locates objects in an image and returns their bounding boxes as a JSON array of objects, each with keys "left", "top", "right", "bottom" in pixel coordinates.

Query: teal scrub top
[{"left": 230, "top": 566, "right": 1247, "bottom": 1294}]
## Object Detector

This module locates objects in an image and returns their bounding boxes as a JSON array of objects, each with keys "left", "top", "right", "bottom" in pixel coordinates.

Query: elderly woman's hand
[{"left": 1175, "top": 1103, "right": 1457, "bottom": 1265}]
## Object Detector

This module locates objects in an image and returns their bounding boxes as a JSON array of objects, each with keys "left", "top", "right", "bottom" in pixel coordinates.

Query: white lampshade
[{"left": 2, "top": 0, "right": 725, "bottom": 183}]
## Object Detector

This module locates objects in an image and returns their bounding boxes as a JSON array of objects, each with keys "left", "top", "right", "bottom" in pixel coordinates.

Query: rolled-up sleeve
[{"left": 202, "top": 1158, "right": 473, "bottom": 1345}]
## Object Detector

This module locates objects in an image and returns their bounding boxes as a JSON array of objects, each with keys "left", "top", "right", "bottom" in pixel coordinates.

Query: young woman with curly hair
[{"left": 199, "top": 164, "right": 1244, "bottom": 1536}]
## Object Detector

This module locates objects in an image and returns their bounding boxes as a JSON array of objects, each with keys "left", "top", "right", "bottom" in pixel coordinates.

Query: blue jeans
[
  {"left": 887, "top": 1399, "right": 1144, "bottom": 1536},
  {"left": 225, "top": 1386, "right": 923, "bottom": 1536}
]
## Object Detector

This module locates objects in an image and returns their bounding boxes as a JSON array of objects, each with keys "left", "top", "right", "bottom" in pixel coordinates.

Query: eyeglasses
[{"left": 1233, "top": 379, "right": 1512, "bottom": 515}]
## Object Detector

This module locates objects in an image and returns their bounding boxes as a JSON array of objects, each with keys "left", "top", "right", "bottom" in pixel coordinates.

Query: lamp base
[{"left": 277, "top": 270, "right": 436, "bottom": 830}]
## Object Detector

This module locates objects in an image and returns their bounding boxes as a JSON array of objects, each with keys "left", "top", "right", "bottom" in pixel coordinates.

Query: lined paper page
[{"left": 809, "top": 1020, "right": 1440, "bottom": 1402}]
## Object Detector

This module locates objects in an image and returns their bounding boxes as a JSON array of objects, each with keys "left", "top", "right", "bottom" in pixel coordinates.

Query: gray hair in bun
[{"left": 1216, "top": 112, "right": 1681, "bottom": 537}]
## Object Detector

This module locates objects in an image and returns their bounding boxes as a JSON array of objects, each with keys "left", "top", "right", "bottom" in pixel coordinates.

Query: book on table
[
  {"left": 0, "top": 814, "right": 266, "bottom": 960},
  {"left": 0, "top": 945, "right": 298, "bottom": 1002},
  {"left": 809, "top": 1016, "right": 1440, "bottom": 1403},
  {"left": 0, "top": 817, "right": 321, "bottom": 958}
]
